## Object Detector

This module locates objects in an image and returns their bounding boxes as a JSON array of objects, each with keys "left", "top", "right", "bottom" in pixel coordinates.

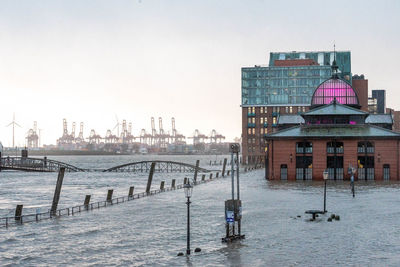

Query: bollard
[
  {"left": 160, "top": 181, "right": 165, "bottom": 190},
  {"left": 222, "top": 158, "right": 227, "bottom": 177},
  {"left": 51, "top": 167, "right": 65, "bottom": 216},
  {"left": 84, "top": 195, "right": 91, "bottom": 210},
  {"left": 184, "top": 177, "right": 188, "bottom": 184},
  {"left": 202, "top": 175, "right": 205, "bottom": 181},
  {"left": 146, "top": 162, "right": 156, "bottom": 194},
  {"left": 15, "top": 205, "right": 23, "bottom": 221},
  {"left": 209, "top": 173, "right": 213, "bottom": 180},
  {"left": 216, "top": 172, "right": 219, "bottom": 178},
  {"left": 129, "top": 186, "right": 135, "bottom": 197},
  {"left": 107, "top": 189, "right": 114, "bottom": 203},
  {"left": 171, "top": 179, "right": 176, "bottom": 188}
]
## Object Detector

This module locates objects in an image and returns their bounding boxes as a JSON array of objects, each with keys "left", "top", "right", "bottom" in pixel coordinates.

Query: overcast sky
[{"left": 0, "top": 0, "right": 399, "bottom": 146}]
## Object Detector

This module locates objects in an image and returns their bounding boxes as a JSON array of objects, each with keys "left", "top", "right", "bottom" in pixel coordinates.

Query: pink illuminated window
[{"left": 312, "top": 79, "right": 359, "bottom": 105}]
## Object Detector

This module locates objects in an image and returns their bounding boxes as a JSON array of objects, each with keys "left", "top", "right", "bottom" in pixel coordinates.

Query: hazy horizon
[{"left": 1, "top": 0, "right": 399, "bottom": 146}]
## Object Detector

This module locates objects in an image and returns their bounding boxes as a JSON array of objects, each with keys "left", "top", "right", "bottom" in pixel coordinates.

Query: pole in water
[
  {"left": 84, "top": 195, "right": 91, "bottom": 210},
  {"left": 107, "top": 189, "right": 114, "bottom": 202},
  {"left": 193, "top": 160, "right": 200, "bottom": 182},
  {"left": 146, "top": 162, "right": 156, "bottom": 194},
  {"left": 128, "top": 186, "right": 135, "bottom": 197},
  {"left": 351, "top": 174, "right": 355, "bottom": 198},
  {"left": 51, "top": 167, "right": 65, "bottom": 215}
]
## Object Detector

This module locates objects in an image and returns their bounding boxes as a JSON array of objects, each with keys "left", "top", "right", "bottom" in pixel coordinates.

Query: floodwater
[{"left": 1, "top": 155, "right": 400, "bottom": 266}]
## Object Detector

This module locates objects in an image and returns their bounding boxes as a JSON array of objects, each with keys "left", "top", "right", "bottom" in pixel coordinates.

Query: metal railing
[{"left": 0, "top": 172, "right": 226, "bottom": 229}]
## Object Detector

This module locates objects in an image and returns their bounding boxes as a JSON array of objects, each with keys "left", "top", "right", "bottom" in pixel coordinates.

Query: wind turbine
[{"left": 6, "top": 113, "right": 21, "bottom": 148}]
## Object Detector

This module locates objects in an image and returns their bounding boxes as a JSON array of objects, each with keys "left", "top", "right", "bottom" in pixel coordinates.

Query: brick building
[
  {"left": 241, "top": 50, "right": 369, "bottom": 165},
  {"left": 265, "top": 71, "right": 400, "bottom": 181}
]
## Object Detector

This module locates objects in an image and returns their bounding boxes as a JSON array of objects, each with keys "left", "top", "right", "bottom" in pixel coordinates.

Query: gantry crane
[{"left": 26, "top": 121, "right": 39, "bottom": 148}]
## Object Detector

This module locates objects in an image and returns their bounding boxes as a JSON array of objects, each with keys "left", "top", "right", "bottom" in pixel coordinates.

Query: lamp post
[
  {"left": 184, "top": 183, "right": 193, "bottom": 255},
  {"left": 351, "top": 167, "right": 356, "bottom": 198},
  {"left": 323, "top": 169, "right": 328, "bottom": 213}
]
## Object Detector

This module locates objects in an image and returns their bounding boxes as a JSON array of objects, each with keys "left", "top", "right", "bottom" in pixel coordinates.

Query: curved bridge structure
[
  {"left": 0, "top": 157, "right": 86, "bottom": 172},
  {"left": 103, "top": 160, "right": 211, "bottom": 173}
]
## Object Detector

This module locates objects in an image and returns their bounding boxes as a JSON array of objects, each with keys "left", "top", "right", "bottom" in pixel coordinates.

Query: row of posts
[{"left": 10, "top": 159, "right": 231, "bottom": 226}]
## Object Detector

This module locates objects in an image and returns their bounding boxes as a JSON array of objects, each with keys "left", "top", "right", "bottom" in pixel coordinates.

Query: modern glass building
[
  {"left": 269, "top": 51, "right": 351, "bottom": 79},
  {"left": 241, "top": 50, "right": 352, "bottom": 164},
  {"left": 372, "top": 89, "right": 386, "bottom": 114},
  {"left": 242, "top": 51, "right": 351, "bottom": 107},
  {"left": 242, "top": 65, "right": 332, "bottom": 106}
]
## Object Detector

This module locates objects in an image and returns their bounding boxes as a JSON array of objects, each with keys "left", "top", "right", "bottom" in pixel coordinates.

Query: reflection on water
[{"left": 1, "top": 155, "right": 400, "bottom": 266}]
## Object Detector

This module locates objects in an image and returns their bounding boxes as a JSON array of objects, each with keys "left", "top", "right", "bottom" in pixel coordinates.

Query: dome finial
[{"left": 331, "top": 42, "right": 339, "bottom": 78}]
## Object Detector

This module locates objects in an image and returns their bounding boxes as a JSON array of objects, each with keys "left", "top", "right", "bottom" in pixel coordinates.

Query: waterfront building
[
  {"left": 265, "top": 63, "right": 400, "bottom": 181},
  {"left": 241, "top": 50, "right": 370, "bottom": 164},
  {"left": 372, "top": 89, "right": 386, "bottom": 114}
]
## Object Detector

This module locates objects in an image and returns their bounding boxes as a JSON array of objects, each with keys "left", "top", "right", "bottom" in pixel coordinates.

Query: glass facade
[
  {"left": 269, "top": 51, "right": 351, "bottom": 80},
  {"left": 311, "top": 78, "right": 358, "bottom": 105},
  {"left": 242, "top": 65, "right": 331, "bottom": 106}
]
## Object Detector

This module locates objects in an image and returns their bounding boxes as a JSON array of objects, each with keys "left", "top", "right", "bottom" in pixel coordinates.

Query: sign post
[{"left": 222, "top": 143, "right": 245, "bottom": 242}]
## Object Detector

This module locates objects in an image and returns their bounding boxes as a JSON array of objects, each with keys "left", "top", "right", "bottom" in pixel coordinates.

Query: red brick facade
[
  {"left": 267, "top": 139, "right": 400, "bottom": 181},
  {"left": 352, "top": 78, "right": 368, "bottom": 112},
  {"left": 242, "top": 106, "right": 310, "bottom": 164}
]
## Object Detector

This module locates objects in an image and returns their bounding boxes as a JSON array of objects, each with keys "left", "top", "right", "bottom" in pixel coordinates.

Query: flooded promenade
[{"left": 1, "top": 155, "right": 400, "bottom": 266}]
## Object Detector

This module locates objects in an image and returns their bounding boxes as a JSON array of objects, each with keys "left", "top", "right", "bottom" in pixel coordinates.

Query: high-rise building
[
  {"left": 372, "top": 90, "right": 386, "bottom": 114},
  {"left": 241, "top": 50, "right": 354, "bottom": 164}
]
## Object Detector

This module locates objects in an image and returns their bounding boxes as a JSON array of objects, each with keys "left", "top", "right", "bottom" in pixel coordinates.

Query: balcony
[
  {"left": 272, "top": 112, "right": 279, "bottom": 117},
  {"left": 247, "top": 123, "right": 256, "bottom": 128},
  {"left": 296, "top": 147, "right": 312, "bottom": 154},
  {"left": 263, "top": 123, "right": 268, "bottom": 128},
  {"left": 357, "top": 147, "right": 374, "bottom": 154},
  {"left": 247, "top": 112, "right": 256, "bottom": 117}
]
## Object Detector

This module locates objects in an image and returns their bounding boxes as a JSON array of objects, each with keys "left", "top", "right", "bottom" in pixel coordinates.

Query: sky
[{"left": 0, "top": 0, "right": 399, "bottom": 147}]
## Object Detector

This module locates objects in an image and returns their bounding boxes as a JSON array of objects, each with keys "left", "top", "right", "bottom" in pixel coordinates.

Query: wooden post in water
[
  {"left": 160, "top": 181, "right": 165, "bottom": 190},
  {"left": 184, "top": 177, "right": 188, "bottom": 184},
  {"left": 209, "top": 173, "right": 213, "bottom": 180},
  {"left": 107, "top": 189, "right": 113, "bottom": 203},
  {"left": 171, "top": 179, "right": 176, "bottom": 188},
  {"left": 128, "top": 186, "right": 135, "bottom": 197},
  {"left": 227, "top": 170, "right": 230, "bottom": 176},
  {"left": 15, "top": 205, "right": 23, "bottom": 221},
  {"left": 146, "top": 162, "right": 156, "bottom": 194},
  {"left": 216, "top": 172, "right": 219, "bottom": 178},
  {"left": 84, "top": 195, "right": 91, "bottom": 210},
  {"left": 51, "top": 167, "right": 65, "bottom": 216},
  {"left": 222, "top": 158, "right": 227, "bottom": 177},
  {"left": 193, "top": 160, "right": 200, "bottom": 182},
  {"left": 202, "top": 174, "right": 205, "bottom": 181}
]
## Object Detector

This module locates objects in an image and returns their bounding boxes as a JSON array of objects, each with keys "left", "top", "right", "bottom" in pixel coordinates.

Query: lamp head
[
  {"left": 184, "top": 183, "right": 193, "bottom": 198},
  {"left": 323, "top": 169, "right": 329, "bottom": 180}
]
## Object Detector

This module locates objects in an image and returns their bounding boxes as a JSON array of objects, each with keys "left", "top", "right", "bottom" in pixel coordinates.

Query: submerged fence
[
  {"left": 0, "top": 172, "right": 221, "bottom": 229},
  {"left": 0, "top": 159, "right": 262, "bottom": 229}
]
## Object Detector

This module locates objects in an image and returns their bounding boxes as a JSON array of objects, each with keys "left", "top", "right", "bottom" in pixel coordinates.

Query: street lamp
[
  {"left": 184, "top": 182, "right": 193, "bottom": 255},
  {"left": 323, "top": 169, "right": 328, "bottom": 213}
]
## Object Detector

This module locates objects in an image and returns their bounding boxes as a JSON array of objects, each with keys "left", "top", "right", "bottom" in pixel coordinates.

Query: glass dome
[{"left": 311, "top": 78, "right": 359, "bottom": 106}]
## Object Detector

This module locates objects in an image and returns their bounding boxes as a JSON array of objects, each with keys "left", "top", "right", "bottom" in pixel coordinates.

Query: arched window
[{"left": 311, "top": 78, "right": 359, "bottom": 106}]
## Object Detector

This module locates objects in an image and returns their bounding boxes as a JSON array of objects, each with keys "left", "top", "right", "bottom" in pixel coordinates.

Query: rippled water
[{"left": 1, "top": 155, "right": 400, "bottom": 266}]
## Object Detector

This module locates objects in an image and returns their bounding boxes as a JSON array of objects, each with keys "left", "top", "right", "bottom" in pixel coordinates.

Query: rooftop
[{"left": 265, "top": 124, "right": 400, "bottom": 139}]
